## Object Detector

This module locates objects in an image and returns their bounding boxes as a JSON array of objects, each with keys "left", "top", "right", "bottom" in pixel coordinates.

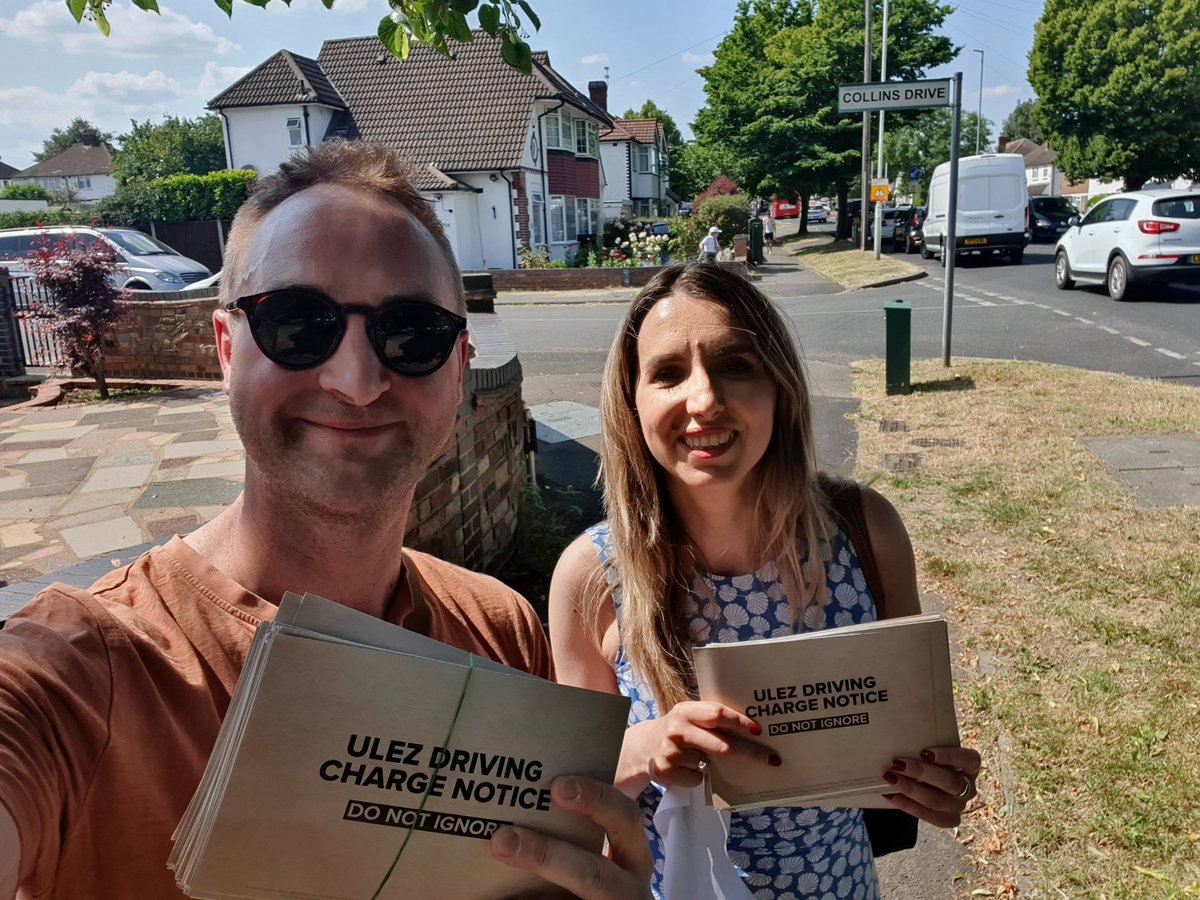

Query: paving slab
[
  {"left": 59, "top": 516, "right": 144, "bottom": 558},
  {"left": 132, "top": 477, "right": 243, "bottom": 509},
  {"left": 530, "top": 400, "right": 602, "bottom": 444},
  {"left": 1079, "top": 434, "right": 1200, "bottom": 507},
  {"left": 80, "top": 463, "right": 154, "bottom": 493}
]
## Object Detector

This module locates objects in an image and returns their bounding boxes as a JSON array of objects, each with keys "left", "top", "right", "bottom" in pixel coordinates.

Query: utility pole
[
  {"left": 860, "top": 0, "right": 872, "bottom": 251},
  {"left": 873, "top": 0, "right": 890, "bottom": 260},
  {"left": 973, "top": 49, "right": 983, "bottom": 154}
]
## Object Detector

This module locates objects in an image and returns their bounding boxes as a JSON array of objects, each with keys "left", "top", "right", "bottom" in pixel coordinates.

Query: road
[{"left": 501, "top": 233, "right": 1200, "bottom": 402}]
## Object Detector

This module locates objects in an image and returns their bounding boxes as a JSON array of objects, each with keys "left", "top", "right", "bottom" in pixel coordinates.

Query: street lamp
[{"left": 973, "top": 49, "right": 984, "bottom": 154}]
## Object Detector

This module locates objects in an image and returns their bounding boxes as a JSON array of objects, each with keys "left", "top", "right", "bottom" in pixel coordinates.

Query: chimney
[
  {"left": 588, "top": 80, "right": 608, "bottom": 112},
  {"left": 81, "top": 132, "right": 100, "bottom": 147}
]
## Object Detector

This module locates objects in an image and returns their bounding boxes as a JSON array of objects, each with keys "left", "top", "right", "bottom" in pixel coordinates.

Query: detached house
[
  {"left": 209, "top": 33, "right": 612, "bottom": 268},
  {"left": 8, "top": 134, "right": 115, "bottom": 203},
  {"left": 590, "top": 82, "right": 672, "bottom": 219}
]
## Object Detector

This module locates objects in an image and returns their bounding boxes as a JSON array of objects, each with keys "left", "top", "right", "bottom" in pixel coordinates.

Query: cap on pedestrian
[{"left": 709, "top": 226, "right": 721, "bottom": 234}]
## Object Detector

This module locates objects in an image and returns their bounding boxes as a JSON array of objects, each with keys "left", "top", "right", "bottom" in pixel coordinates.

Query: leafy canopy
[
  {"left": 1, "top": 183, "right": 53, "bottom": 201},
  {"left": 36, "top": 117, "right": 113, "bottom": 162},
  {"left": 112, "top": 115, "right": 227, "bottom": 185},
  {"left": 65, "top": 0, "right": 543, "bottom": 74},
  {"left": 1028, "top": 0, "right": 1200, "bottom": 189},
  {"left": 999, "top": 99, "right": 1044, "bottom": 146}
]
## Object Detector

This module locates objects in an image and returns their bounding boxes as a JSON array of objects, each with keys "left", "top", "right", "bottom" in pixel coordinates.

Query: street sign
[
  {"left": 908, "top": 166, "right": 922, "bottom": 181},
  {"left": 837, "top": 79, "right": 952, "bottom": 114},
  {"left": 870, "top": 180, "right": 890, "bottom": 202}
]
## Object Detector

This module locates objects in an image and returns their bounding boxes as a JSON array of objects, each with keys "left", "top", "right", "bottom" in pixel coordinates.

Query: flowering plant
[{"left": 626, "top": 231, "right": 668, "bottom": 265}]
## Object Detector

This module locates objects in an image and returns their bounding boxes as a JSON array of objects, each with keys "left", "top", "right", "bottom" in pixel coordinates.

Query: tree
[
  {"left": 26, "top": 237, "right": 128, "bottom": 399},
  {"left": 695, "top": 0, "right": 955, "bottom": 239},
  {"left": 885, "top": 108, "right": 992, "bottom": 202},
  {"left": 671, "top": 141, "right": 740, "bottom": 203},
  {"left": 1029, "top": 0, "right": 1200, "bottom": 190},
  {"left": 66, "top": 0, "right": 543, "bottom": 73},
  {"left": 36, "top": 117, "right": 113, "bottom": 162},
  {"left": 1, "top": 183, "right": 53, "bottom": 201},
  {"left": 112, "top": 115, "right": 226, "bottom": 185},
  {"left": 999, "top": 99, "right": 1044, "bottom": 145}
]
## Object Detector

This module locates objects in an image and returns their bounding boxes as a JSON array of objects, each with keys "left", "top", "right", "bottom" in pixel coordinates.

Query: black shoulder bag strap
[{"left": 820, "top": 476, "right": 920, "bottom": 858}]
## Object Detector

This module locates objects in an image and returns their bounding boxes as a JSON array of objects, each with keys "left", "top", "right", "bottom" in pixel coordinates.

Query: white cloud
[
  {"left": 0, "top": 0, "right": 238, "bottom": 57},
  {"left": 682, "top": 51, "right": 714, "bottom": 65},
  {"left": 580, "top": 52, "right": 609, "bottom": 65},
  {"left": 196, "top": 62, "right": 254, "bottom": 101},
  {"left": 983, "top": 84, "right": 1021, "bottom": 100}
]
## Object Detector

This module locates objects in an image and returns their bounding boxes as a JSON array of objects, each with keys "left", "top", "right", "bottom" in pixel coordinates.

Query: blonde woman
[{"left": 549, "top": 263, "right": 980, "bottom": 898}]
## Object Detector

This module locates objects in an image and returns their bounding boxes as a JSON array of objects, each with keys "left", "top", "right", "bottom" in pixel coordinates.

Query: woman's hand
[
  {"left": 617, "top": 701, "right": 778, "bottom": 797},
  {"left": 881, "top": 745, "right": 983, "bottom": 828}
]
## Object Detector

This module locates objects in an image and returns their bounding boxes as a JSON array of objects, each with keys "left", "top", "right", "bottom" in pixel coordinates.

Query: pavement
[{"left": 0, "top": 246, "right": 1184, "bottom": 897}]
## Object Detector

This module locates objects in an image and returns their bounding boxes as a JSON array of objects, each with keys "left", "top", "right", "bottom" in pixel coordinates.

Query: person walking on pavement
[
  {"left": 699, "top": 226, "right": 721, "bottom": 262},
  {"left": 760, "top": 209, "right": 775, "bottom": 252}
]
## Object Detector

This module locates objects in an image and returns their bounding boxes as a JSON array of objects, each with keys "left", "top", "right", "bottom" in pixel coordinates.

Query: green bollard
[
  {"left": 748, "top": 217, "right": 763, "bottom": 265},
  {"left": 884, "top": 299, "right": 912, "bottom": 395}
]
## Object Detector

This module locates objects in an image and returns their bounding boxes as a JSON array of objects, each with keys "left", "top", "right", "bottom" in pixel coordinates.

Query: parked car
[
  {"left": 649, "top": 221, "right": 670, "bottom": 236},
  {"left": 1029, "top": 196, "right": 1080, "bottom": 242},
  {"left": 1054, "top": 189, "right": 1200, "bottom": 301},
  {"left": 0, "top": 225, "right": 211, "bottom": 290},
  {"left": 678, "top": 201, "right": 693, "bottom": 216},
  {"left": 867, "top": 207, "right": 909, "bottom": 246},
  {"left": 892, "top": 206, "right": 927, "bottom": 254},
  {"left": 922, "top": 153, "right": 1029, "bottom": 264},
  {"left": 807, "top": 204, "right": 829, "bottom": 224},
  {"left": 181, "top": 270, "right": 222, "bottom": 292}
]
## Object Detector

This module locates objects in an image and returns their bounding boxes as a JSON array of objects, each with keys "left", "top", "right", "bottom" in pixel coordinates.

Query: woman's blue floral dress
[{"left": 588, "top": 522, "right": 882, "bottom": 900}]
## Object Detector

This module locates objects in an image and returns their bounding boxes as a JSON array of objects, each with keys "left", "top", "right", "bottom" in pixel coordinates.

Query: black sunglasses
[{"left": 225, "top": 289, "right": 467, "bottom": 377}]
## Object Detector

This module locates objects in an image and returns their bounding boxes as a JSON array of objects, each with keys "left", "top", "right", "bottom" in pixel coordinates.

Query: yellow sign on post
[{"left": 870, "top": 180, "right": 890, "bottom": 202}]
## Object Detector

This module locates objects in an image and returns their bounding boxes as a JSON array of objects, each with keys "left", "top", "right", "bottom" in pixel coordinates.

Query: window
[
  {"left": 286, "top": 116, "right": 303, "bottom": 147},
  {"left": 565, "top": 197, "right": 577, "bottom": 240},
  {"left": 549, "top": 196, "right": 565, "bottom": 242},
  {"left": 575, "top": 198, "right": 601, "bottom": 237},
  {"left": 74, "top": 177, "right": 92, "bottom": 190},
  {"left": 635, "top": 145, "right": 650, "bottom": 173},
  {"left": 550, "top": 195, "right": 584, "bottom": 242},
  {"left": 544, "top": 112, "right": 561, "bottom": 150},
  {"left": 575, "top": 120, "right": 597, "bottom": 158},
  {"left": 560, "top": 115, "right": 574, "bottom": 150},
  {"left": 530, "top": 191, "right": 545, "bottom": 245}
]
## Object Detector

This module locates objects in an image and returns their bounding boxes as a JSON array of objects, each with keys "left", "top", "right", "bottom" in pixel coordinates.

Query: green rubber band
[{"left": 371, "top": 654, "right": 476, "bottom": 899}]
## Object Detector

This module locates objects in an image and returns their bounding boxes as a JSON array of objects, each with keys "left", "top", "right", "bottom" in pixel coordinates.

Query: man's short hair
[{"left": 222, "top": 140, "right": 464, "bottom": 311}]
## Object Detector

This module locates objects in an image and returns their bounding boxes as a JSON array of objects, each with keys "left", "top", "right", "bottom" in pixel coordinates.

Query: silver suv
[{"left": 0, "top": 225, "right": 211, "bottom": 290}]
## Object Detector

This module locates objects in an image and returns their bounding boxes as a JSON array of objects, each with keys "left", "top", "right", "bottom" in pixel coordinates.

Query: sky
[{"left": 0, "top": 0, "right": 1044, "bottom": 173}]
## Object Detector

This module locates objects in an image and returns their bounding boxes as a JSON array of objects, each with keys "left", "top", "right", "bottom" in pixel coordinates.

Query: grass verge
[
  {"left": 785, "top": 233, "right": 923, "bottom": 289},
  {"left": 854, "top": 358, "right": 1200, "bottom": 898}
]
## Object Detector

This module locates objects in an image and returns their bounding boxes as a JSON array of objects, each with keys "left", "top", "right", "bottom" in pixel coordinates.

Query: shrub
[
  {"left": 517, "top": 242, "right": 552, "bottom": 268},
  {"left": 94, "top": 169, "right": 255, "bottom": 226},
  {"left": 1, "top": 183, "right": 52, "bottom": 201},
  {"left": 696, "top": 193, "right": 754, "bottom": 245},
  {"left": 25, "top": 237, "right": 129, "bottom": 399},
  {"left": 0, "top": 208, "right": 83, "bottom": 229},
  {"left": 694, "top": 175, "right": 741, "bottom": 212}
]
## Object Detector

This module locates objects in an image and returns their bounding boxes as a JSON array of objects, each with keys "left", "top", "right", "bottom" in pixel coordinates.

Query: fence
[
  {"left": 139, "top": 220, "right": 232, "bottom": 274},
  {"left": 6, "top": 275, "right": 64, "bottom": 369}
]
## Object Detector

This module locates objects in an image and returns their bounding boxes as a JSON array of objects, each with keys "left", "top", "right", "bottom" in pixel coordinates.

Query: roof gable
[
  {"left": 314, "top": 33, "right": 610, "bottom": 177},
  {"left": 0, "top": 160, "right": 19, "bottom": 179},
  {"left": 15, "top": 143, "right": 113, "bottom": 179},
  {"left": 209, "top": 49, "right": 345, "bottom": 109}
]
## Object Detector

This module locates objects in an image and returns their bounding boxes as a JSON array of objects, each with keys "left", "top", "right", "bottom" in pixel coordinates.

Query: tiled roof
[
  {"left": 0, "top": 160, "right": 19, "bottom": 179},
  {"left": 14, "top": 143, "right": 112, "bottom": 179},
  {"left": 314, "top": 33, "right": 611, "bottom": 178},
  {"left": 209, "top": 49, "right": 345, "bottom": 109},
  {"left": 1002, "top": 138, "right": 1058, "bottom": 167},
  {"left": 618, "top": 119, "right": 663, "bottom": 144},
  {"left": 600, "top": 120, "right": 636, "bottom": 141}
]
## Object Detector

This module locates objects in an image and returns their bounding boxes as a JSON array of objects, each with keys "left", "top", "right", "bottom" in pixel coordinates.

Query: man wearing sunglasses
[{"left": 0, "top": 142, "right": 651, "bottom": 899}]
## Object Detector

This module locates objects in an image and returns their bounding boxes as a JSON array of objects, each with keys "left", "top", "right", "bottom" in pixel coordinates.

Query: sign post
[{"left": 837, "top": 76, "right": 959, "bottom": 368}]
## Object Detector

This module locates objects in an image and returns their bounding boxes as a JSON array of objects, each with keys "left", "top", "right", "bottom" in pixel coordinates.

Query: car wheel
[
  {"left": 125, "top": 282, "right": 152, "bottom": 290},
  {"left": 1107, "top": 254, "right": 1135, "bottom": 301},
  {"left": 1054, "top": 251, "right": 1075, "bottom": 290},
  {"left": 920, "top": 241, "right": 932, "bottom": 260},
  {"left": 1010, "top": 249, "right": 1024, "bottom": 264}
]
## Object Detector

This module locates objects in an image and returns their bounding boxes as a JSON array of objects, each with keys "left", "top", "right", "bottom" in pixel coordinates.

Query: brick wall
[
  {"left": 546, "top": 151, "right": 601, "bottom": 198},
  {"left": 105, "top": 293, "right": 224, "bottom": 379}
]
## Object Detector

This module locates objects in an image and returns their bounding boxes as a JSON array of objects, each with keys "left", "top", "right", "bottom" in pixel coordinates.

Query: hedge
[{"left": 94, "top": 169, "right": 256, "bottom": 226}]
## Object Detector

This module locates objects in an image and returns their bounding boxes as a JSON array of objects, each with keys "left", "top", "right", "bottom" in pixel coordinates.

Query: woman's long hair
[{"left": 593, "top": 262, "right": 834, "bottom": 711}]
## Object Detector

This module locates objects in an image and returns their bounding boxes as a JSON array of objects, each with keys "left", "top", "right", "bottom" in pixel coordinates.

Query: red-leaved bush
[
  {"left": 25, "top": 237, "right": 129, "bottom": 399},
  {"left": 694, "top": 175, "right": 741, "bottom": 213}
]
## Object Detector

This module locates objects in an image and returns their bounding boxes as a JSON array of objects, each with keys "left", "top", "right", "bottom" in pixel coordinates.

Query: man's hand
[{"left": 489, "top": 775, "right": 652, "bottom": 899}]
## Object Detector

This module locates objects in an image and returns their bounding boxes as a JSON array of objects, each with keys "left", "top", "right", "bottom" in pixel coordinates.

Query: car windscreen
[
  {"left": 1032, "top": 198, "right": 1078, "bottom": 218},
  {"left": 1151, "top": 196, "right": 1200, "bottom": 218},
  {"left": 104, "top": 230, "right": 178, "bottom": 256}
]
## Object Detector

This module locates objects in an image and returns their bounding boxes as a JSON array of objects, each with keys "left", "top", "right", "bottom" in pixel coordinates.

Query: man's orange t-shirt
[{"left": 0, "top": 537, "right": 552, "bottom": 899}]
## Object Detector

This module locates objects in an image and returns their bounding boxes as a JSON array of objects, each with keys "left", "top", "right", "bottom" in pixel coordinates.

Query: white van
[
  {"left": 921, "top": 153, "right": 1029, "bottom": 264},
  {"left": 0, "top": 225, "right": 210, "bottom": 290}
]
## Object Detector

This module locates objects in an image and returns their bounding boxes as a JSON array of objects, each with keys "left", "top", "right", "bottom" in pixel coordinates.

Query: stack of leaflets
[
  {"left": 693, "top": 613, "right": 960, "bottom": 811},
  {"left": 170, "top": 592, "right": 630, "bottom": 900}
]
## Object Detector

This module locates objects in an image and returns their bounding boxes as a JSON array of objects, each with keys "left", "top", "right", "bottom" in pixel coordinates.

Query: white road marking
[
  {"left": 1156, "top": 348, "right": 1186, "bottom": 359},
  {"left": 1011, "top": 298, "right": 1034, "bottom": 305},
  {"left": 1126, "top": 336, "right": 1151, "bottom": 347},
  {"left": 1074, "top": 317, "right": 1094, "bottom": 325},
  {"left": 1053, "top": 309, "right": 1072, "bottom": 317},
  {"left": 1098, "top": 326, "right": 1120, "bottom": 335}
]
